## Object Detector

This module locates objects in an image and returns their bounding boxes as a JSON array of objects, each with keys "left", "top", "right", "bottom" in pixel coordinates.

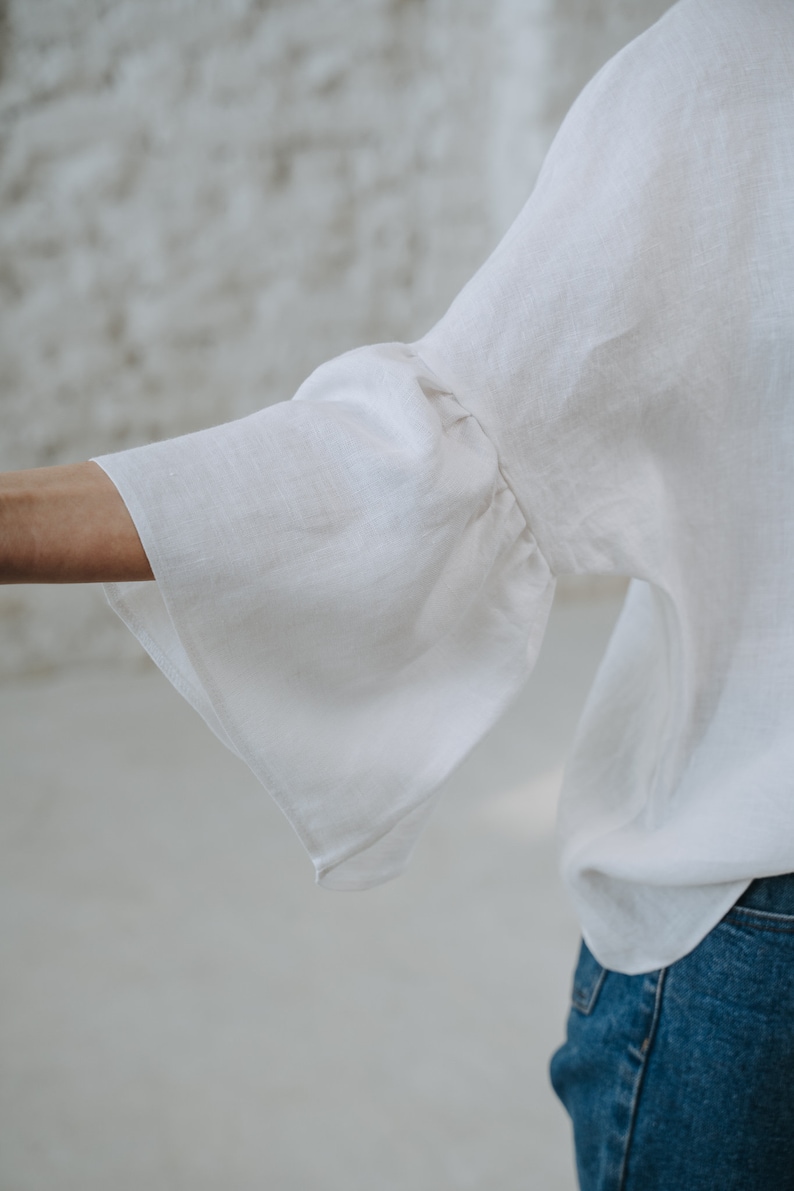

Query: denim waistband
[{"left": 735, "top": 872, "right": 794, "bottom": 916}]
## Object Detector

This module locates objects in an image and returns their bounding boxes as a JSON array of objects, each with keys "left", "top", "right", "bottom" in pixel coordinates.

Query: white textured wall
[{"left": 0, "top": 0, "right": 671, "bottom": 676}]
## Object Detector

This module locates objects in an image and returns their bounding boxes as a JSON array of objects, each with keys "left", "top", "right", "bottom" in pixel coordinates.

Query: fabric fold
[
  {"left": 93, "top": 0, "right": 794, "bottom": 973},
  {"left": 94, "top": 343, "right": 555, "bottom": 889}
]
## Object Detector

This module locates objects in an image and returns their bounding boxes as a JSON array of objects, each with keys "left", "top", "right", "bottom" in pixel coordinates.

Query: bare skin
[{"left": 0, "top": 462, "right": 153, "bottom": 584}]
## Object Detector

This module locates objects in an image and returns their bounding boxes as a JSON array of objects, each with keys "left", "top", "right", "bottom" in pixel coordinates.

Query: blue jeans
[{"left": 550, "top": 873, "right": 794, "bottom": 1191}]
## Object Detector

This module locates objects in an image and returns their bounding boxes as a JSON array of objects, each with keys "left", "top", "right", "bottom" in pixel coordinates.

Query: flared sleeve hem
[{"left": 94, "top": 343, "right": 555, "bottom": 889}]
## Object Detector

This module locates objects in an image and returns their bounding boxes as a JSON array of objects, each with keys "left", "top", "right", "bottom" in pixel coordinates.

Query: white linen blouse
[{"left": 95, "top": 0, "right": 794, "bottom": 974}]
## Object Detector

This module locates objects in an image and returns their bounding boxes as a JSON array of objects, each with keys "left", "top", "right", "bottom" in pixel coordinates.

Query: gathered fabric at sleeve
[{"left": 93, "top": 343, "right": 555, "bottom": 889}]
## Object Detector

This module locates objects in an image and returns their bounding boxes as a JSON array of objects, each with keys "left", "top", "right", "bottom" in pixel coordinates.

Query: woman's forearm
[{"left": 0, "top": 462, "right": 153, "bottom": 584}]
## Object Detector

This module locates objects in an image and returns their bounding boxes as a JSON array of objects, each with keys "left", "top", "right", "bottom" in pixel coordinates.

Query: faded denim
[{"left": 550, "top": 873, "right": 794, "bottom": 1191}]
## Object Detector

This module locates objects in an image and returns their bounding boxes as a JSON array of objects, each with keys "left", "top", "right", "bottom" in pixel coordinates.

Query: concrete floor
[{"left": 0, "top": 594, "right": 625, "bottom": 1191}]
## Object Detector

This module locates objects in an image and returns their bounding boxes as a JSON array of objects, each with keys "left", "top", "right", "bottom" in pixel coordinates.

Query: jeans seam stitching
[
  {"left": 616, "top": 968, "right": 667, "bottom": 1191},
  {"left": 728, "top": 905, "right": 794, "bottom": 924},
  {"left": 573, "top": 966, "right": 608, "bottom": 1015},
  {"left": 728, "top": 914, "right": 794, "bottom": 933}
]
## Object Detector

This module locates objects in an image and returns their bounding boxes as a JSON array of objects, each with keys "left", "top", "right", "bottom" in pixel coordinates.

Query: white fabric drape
[
  {"left": 96, "top": 0, "right": 794, "bottom": 972},
  {"left": 96, "top": 346, "right": 554, "bottom": 891}
]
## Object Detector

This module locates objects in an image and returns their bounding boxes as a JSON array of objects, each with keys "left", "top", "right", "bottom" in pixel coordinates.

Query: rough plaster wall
[{"left": 0, "top": 0, "right": 671, "bottom": 676}]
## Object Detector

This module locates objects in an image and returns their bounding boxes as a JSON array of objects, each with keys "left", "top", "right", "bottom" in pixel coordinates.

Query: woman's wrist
[{"left": 0, "top": 462, "right": 153, "bottom": 584}]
